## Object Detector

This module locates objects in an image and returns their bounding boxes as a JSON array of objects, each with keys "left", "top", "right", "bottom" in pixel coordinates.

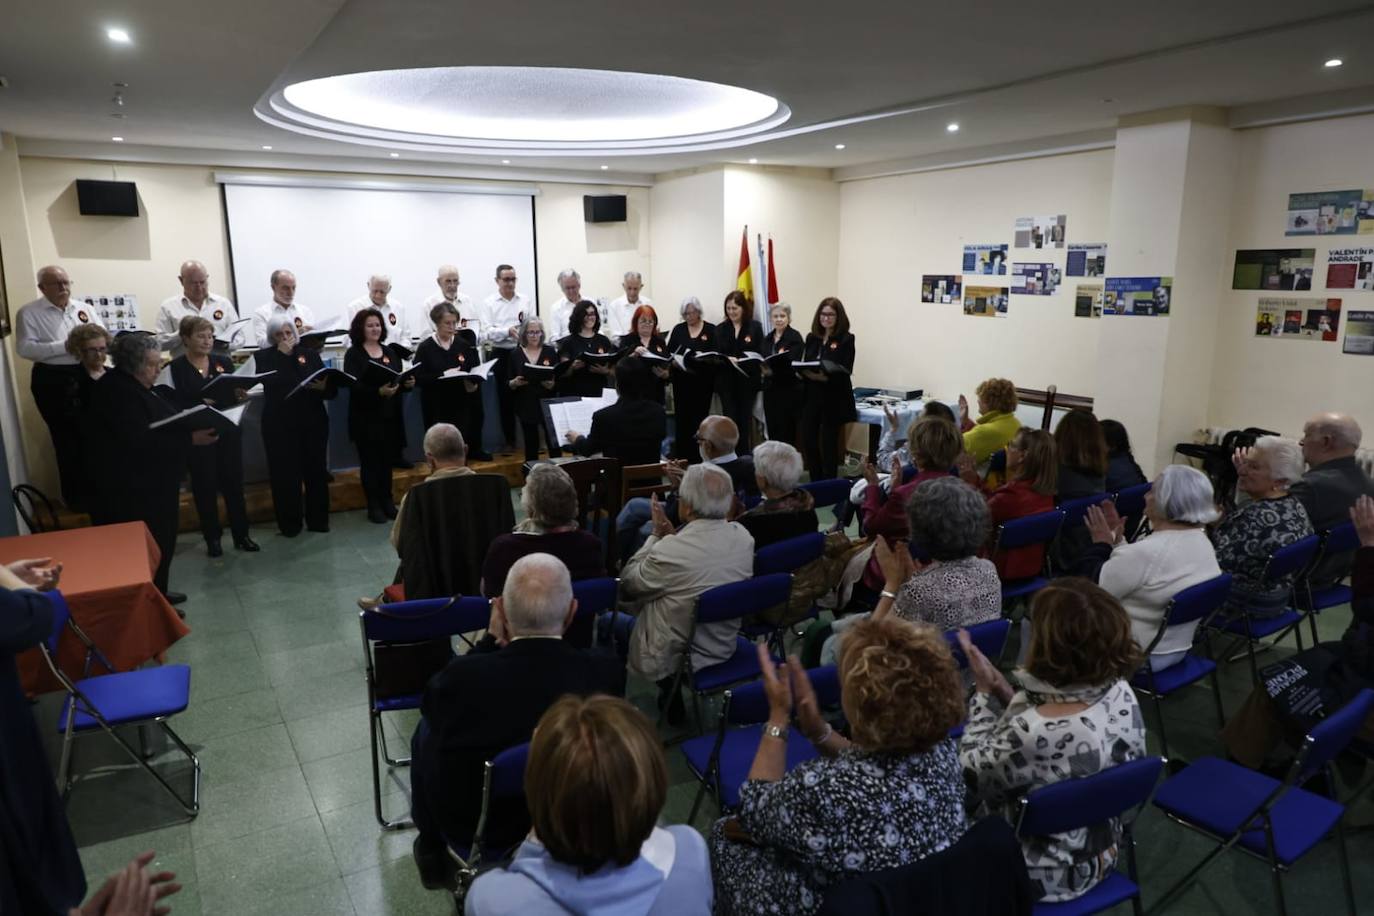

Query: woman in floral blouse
[
  {"left": 1215, "top": 437, "right": 1314, "bottom": 617},
  {"left": 958, "top": 578, "right": 1146, "bottom": 903},
  {"left": 710, "top": 618, "right": 967, "bottom": 915}
]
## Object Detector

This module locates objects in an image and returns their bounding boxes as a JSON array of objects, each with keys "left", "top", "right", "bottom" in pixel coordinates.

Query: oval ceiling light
[
  {"left": 1324, "top": 58, "right": 1343, "bottom": 68},
  {"left": 259, "top": 66, "right": 790, "bottom": 157}
]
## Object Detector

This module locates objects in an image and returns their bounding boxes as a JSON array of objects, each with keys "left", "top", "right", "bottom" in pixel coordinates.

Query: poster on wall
[
  {"left": 962, "top": 244, "right": 1008, "bottom": 275},
  {"left": 1343, "top": 310, "right": 1374, "bottom": 355},
  {"left": 1104, "top": 277, "right": 1171, "bottom": 316},
  {"left": 1074, "top": 284, "right": 1104, "bottom": 318},
  {"left": 1326, "top": 248, "right": 1374, "bottom": 291},
  {"left": 1232, "top": 249, "right": 1315, "bottom": 290},
  {"left": 1254, "top": 297, "right": 1342, "bottom": 341},
  {"left": 78, "top": 295, "right": 142, "bottom": 332},
  {"left": 1285, "top": 189, "right": 1374, "bottom": 236},
  {"left": 963, "top": 286, "right": 1008, "bottom": 317},
  {"left": 920, "top": 275, "right": 963, "bottom": 303},
  {"left": 1011, "top": 262, "right": 1061, "bottom": 295},
  {"left": 1013, "top": 214, "right": 1066, "bottom": 249},
  {"left": 1066, "top": 243, "right": 1107, "bottom": 277}
]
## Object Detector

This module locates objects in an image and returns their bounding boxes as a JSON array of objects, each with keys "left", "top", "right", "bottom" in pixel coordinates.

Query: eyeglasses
[{"left": 81, "top": 347, "right": 107, "bottom": 355}]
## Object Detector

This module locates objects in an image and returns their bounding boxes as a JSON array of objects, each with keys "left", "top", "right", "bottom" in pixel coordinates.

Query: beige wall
[
  {"left": 0, "top": 137, "right": 38, "bottom": 498},
  {"left": 530, "top": 182, "right": 650, "bottom": 315},
  {"left": 648, "top": 169, "right": 725, "bottom": 322}
]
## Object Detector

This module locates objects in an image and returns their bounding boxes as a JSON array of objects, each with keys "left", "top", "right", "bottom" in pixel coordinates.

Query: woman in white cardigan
[{"left": 1078, "top": 464, "right": 1221, "bottom": 671}]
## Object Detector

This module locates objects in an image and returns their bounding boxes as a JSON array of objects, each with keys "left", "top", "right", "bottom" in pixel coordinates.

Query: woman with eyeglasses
[
  {"left": 797, "top": 297, "right": 857, "bottom": 480},
  {"left": 59, "top": 324, "right": 112, "bottom": 511},
  {"left": 665, "top": 296, "right": 717, "bottom": 462},
  {"left": 507, "top": 316, "right": 561, "bottom": 461},
  {"left": 618, "top": 304, "right": 671, "bottom": 405},
  {"left": 556, "top": 299, "right": 616, "bottom": 398}
]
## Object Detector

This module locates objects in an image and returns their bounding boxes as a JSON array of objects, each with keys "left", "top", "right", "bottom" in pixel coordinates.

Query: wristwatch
[{"left": 763, "top": 722, "right": 790, "bottom": 741}]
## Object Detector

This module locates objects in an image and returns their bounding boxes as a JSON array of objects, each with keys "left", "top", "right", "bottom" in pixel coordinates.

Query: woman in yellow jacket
[{"left": 959, "top": 377, "right": 1022, "bottom": 464}]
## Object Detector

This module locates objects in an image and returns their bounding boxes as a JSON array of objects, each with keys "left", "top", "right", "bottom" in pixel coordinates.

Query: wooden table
[{"left": 0, "top": 522, "right": 189, "bottom": 695}]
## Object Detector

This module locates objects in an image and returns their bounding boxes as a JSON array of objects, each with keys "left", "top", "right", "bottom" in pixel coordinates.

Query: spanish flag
[{"left": 736, "top": 226, "right": 752, "bottom": 296}]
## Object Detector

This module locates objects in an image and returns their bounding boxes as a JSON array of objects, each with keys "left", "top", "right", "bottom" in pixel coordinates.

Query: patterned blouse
[
  {"left": 960, "top": 676, "right": 1146, "bottom": 902},
  {"left": 895, "top": 556, "right": 1003, "bottom": 630},
  {"left": 710, "top": 743, "right": 967, "bottom": 915},
  {"left": 1213, "top": 494, "right": 1313, "bottom": 616}
]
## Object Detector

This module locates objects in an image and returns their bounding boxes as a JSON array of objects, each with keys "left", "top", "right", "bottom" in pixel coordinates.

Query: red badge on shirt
[
  {"left": 294, "top": 317, "right": 304, "bottom": 329},
  {"left": 596, "top": 347, "right": 605, "bottom": 354},
  {"left": 388, "top": 313, "right": 397, "bottom": 325},
  {"left": 297, "top": 355, "right": 307, "bottom": 365},
  {"left": 743, "top": 335, "right": 752, "bottom": 344},
  {"left": 778, "top": 346, "right": 788, "bottom": 354},
  {"left": 698, "top": 333, "right": 709, "bottom": 341},
  {"left": 214, "top": 364, "right": 225, "bottom": 374},
  {"left": 458, "top": 354, "right": 466, "bottom": 365},
  {"left": 541, "top": 358, "right": 551, "bottom": 366},
  {"left": 77, "top": 311, "right": 90, "bottom": 323},
  {"left": 828, "top": 341, "right": 838, "bottom": 350},
  {"left": 213, "top": 309, "right": 224, "bottom": 320},
  {"left": 382, "top": 355, "right": 391, "bottom": 365}
]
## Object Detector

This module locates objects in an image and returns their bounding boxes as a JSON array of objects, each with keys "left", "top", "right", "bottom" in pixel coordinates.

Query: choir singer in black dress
[
  {"left": 507, "top": 316, "right": 561, "bottom": 461},
  {"left": 256, "top": 314, "right": 337, "bottom": 536},
  {"left": 557, "top": 299, "right": 616, "bottom": 397},
  {"left": 344, "top": 308, "right": 415, "bottom": 523},
  {"left": 618, "top": 304, "right": 671, "bottom": 406},
  {"left": 414, "top": 301, "right": 490, "bottom": 462},
  {"left": 760, "top": 301, "right": 804, "bottom": 447},
  {"left": 86, "top": 332, "right": 218, "bottom": 605},
  {"left": 798, "top": 297, "right": 857, "bottom": 481},
  {"left": 714, "top": 289, "right": 765, "bottom": 452},
  {"left": 665, "top": 296, "right": 717, "bottom": 462},
  {"left": 167, "top": 316, "right": 258, "bottom": 556}
]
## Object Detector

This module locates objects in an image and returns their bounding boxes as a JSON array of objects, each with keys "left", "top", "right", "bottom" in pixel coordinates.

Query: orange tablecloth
[{"left": 0, "top": 522, "right": 189, "bottom": 695}]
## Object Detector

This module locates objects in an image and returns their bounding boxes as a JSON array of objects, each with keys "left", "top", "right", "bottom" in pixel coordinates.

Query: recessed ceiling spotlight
[
  {"left": 106, "top": 28, "right": 131, "bottom": 44},
  {"left": 389, "top": 152, "right": 400, "bottom": 157},
  {"left": 1325, "top": 58, "right": 1343, "bottom": 68},
  {"left": 261, "top": 145, "right": 272, "bottom": 150},
  {"left": 834, "top": 143, "right": 846, "bottom": 150},
  {"left": 748, "top": 158, "right": 758, "bottom": 164},
  {"left": 600, "top": 164, "right": 609, "bottom": 170},
  {"left": 501, "top": 159, "right": 511, "bottom": 164},
  {"left": 111, "top": 136, "right": 124, "bottom": 142},
  {"left": 946, "top": 122, "right": 959, "bottom": 133}
]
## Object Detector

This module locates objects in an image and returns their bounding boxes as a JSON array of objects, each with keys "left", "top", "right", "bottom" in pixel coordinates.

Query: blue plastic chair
[
  {"left": 1016, "top": 756, "right": 1165, "bottom": 915},
  {"left": 800, "top": 477, "right": 853, "bottom": 510},
  {"left": 1113, "top": 482, "right": 1152, "bottom": 542},
  {"left": 571, "top": 576, "right": 619, "bottom": 647},
  {"left": 945, "top": 619, "right": 1012, "bottom": 739},
  {"left": 359, "top": 595, "right": 492, "bottom": 828},
  {"left": 37, "top": 591, "right": 200, "bottom": 817},
  {"left": 992, "top": 509, "right": 1064, "bottom": 602},
  {"left": 681, "top": 665, "right": 841, "bottom": 824},
  {"left": 1207, "top": 534, "right": 1320, "bottom": 684},
  {"left": 1057, "top": 493, "right": 1111, "bottom": 530},
  {"left": 1130, "top": 573, "right": 1232, "bottom": 761},
  {"left": 661, "top": 574, "right": 792, "bottom": 733},
  {"left": 447, "top": 741, "right": 530, "bottom": 903},
  {"left": 745, "top": 532, "right": 828, "bottom": 645},
  {"left": 1151, "top": 689, "right": 1374, "bottom": 916},
  {"left": 1302, "top": 522, "right": 1360, "bottom": 639}
]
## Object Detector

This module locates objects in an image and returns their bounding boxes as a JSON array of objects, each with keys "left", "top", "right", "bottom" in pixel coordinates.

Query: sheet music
[{"left": 547, "top": 390, "right": 619, "bottom": 442}]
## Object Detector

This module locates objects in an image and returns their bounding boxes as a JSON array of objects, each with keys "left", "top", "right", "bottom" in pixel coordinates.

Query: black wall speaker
[
  {"left": 583, "top": 194, "right": 627, "bottom": 223},
  {"left": 76, "top": 179, "right": 140, "bottom": 217}
]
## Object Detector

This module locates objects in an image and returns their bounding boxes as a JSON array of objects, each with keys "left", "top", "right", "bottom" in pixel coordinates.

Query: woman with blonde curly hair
[
  {"left": 958, "top": 376, "right": 1022, "bottom": 464},
  {"left": 957, "top": 578, "right": 1146, "bottom": 904},
  {"left": 710, "top": 618, "right": 967, "bottom": 915}
]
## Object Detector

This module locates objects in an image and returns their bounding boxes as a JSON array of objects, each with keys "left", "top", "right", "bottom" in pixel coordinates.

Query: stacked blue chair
[
  {"left": 37, "top": 591, "right": 199, "bottom": 817},
  {"left": 945, "top": 619, "right": 1012, "bottom": 740},
  {"left": 1207, "top": 534, "right": 1320, "bottom": 684},
  {"left": 1302, "top": 522, "right": 1360, "bottom": 641},
  {"left": 800, "top": 477, "right": 854, "bottom": 514},
  {"left": 992, "top": 509, "right": 1064, "bottom": 603},
  {"left": 1112, "top": 482, "right": 1152, "bottom": 542},
  {"left": 571, "top": 576, "right": 619, "bottom": 648},
  {"left": 1150, "top": 689, "right": 1374, "bottom": 915},
  {"left": 680, "top": 665, "right": 841, "bottom": 823},
  {"left": 359, "top": 595, "right": 492, "bottom": 828},
  {"left": 1130, "top": 573, "right": 1232, "bottom": 761},
  {"left": 745, "top": 532, "right": 827, "bottom": 647},
  {"left": 1015, "top": 756, "right": 1166, "bottom": 915},
  {"left": 447, "top": 741, "right": 530, "bottom": 904}
]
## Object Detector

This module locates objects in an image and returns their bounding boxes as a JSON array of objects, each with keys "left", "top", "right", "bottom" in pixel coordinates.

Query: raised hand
[
  {"left": 1353, "top": 494, "right": 1374, "bottom": 548},
  {"left": 756, "top": 644, "right": 793, "bottom": 721},
  {"left": 957, "top": 629, "right": 1014, "bottom": 704}
]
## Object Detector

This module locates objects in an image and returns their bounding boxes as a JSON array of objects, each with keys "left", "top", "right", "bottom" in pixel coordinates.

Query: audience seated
[
  {"left": 1222, "top": 496, "right": 1374, "bottom": 768},
  {"left": 834, "top": 400, "right": 959, "bottom": 533},
  {"left": 619, "top": 463, "right": 754, "bottom": 719},
  {"left": 1049, "top": 410, "right": 1108, "bottom": 573},
  {"left": 736, "top": 441, "right": 818, "bottom": 549},
  {"left": 465, "top": 695, "right": 712, "bottom": 915},
  {"left": 563, "top": 356, "right": 667, "bottom": 466},
  {"left": 409, "top": 554, "right": 625, "bottom": 889},
  {"left": 1101, "top": 419, "right": 1147, "bottom": 492},
  {"left": 959, "top": 377, "right": 1022, "bottom": 465},
  {"left": 959, "top": 578, "right": 1147, "bottom": 904},
  {"left": 1214, "top": 437, "right": 1313, "bottom": 616},
  {"left": 961, "top": 428, "right": 1057, "bottom": 580},
  {"left": 481, "top": 463, "right": 606, "bottom": 647},
  {"left": 862, "top": 416, "right": 963, "bottom": 552},
  {"left": 710, "top": 619, "right": 967, "bottom": 915},
  {"left": 1290, "top": 412, "right": 1374, "bottom": 587},
  {"left": 1077, "top": 465, "right": 1221, "bottom": 672}
]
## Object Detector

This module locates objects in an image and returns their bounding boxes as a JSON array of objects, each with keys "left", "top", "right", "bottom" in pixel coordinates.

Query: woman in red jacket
[{"left": 960, "top": 428, "right": 1058, "bottom": 580}]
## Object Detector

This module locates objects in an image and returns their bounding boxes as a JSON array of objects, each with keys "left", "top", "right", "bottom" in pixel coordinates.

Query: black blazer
[
  {"left": 416, "top": 638, "right": 626, "bottom": 849},
  {"left": 802, "top": 332, "right": 857, "bottom": 421},
  {"left": 714, "top": 319, "right": 765, "bottom": 358},
  {"left": 507, "top": 345, "right": 560, "bottom": 423},
  {"left": 414, "top": 335, "right": 480, "bottom": 380},
  {"left": 557, "top": 332, "right": 616, "bottom": 397},
  {"left": 617, "top": 333, "right": 670, "bottom": 402},
  {"left": 569, "top": 397, "right": 667, "bottom": 466},
  {"left": 761, "top": 325, "right": 804, "bottom": 389},
  {"left": 167, "top": 353, "right": 238, "bottom": 409},
  {"left": 344, "top": 343, "right": 407, "bottom": 442},
  {"left": 85, "top": 370, "right": 190, "bottom": 523},
  {"left": 255, "top": 345, "right": 335, "bottom": 430}
]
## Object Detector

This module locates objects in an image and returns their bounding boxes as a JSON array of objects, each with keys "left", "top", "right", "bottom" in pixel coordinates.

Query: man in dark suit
[
  {"left": 562, "top": 357, "right": 667, "bottom": 466},
  {"left": 1291, "top": 413, "right": 1374, "bottom": 586},
  {"left": 409, "top": 553, "right": 625, "bottom": 888}
]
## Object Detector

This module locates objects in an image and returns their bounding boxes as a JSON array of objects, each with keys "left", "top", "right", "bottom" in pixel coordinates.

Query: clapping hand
[
  {"left": 874, "top": 536, "right": 918, "bottom": 590},
  {"left": 889, "top": 454, "right": 903, "bottom": 483},
  {"left": 664, "top": 459, "right": 687, "bottom": 488},
  {"left": 955, "top": 451, "right": 977, "bottom": 481},
  {"left": 862, "top": 457, "right": 880, "bottom": 486},
  {"left": 957, "top": 629, "right": 1014, "bottom": 705},
  {"left": 1085, "top": 501, "right": 1125, "bottom": 546},
  {"left": 790, "top": 654, "right": 827, "bottom": 740},
  {"left": 8, "top": 557, "right": 61, "bottom": 591},
  {"left": 1353, "top": 495, "right": 1374, "bottom": 548},
  {"left": 1232, "top": 446, "right": 1252, "bottom": 475},
  {"left": 649, "top": 492, "right": 675, "bottom": 538},
  {"left": 756, "top": 644, "right": 793, "bottom": 722},
  {"left": 958, "top": 393, "right": 969, "bottom": 423},
  {"left": 883, "top": 403, "right": 899, "bottom": 431}
]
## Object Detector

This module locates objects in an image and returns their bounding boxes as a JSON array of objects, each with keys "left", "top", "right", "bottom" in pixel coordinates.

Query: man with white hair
[
  {"left": 545, "top": 268, "right": 592, "bottom": 343},
  {"left": 1292, "top": 412, "right": 1374, "bottom": 585},
  {"left": 420, "top": 264, "right": 480, "bottom": 339},
  {"left": 156, "top": 260, "right": 238, "bottom": 354},
  {"left": 251, "top": 269, "right": 316, "bottom": 345},
  {"left": 408, "top": 553, "right": 624, "bottom": 889},
  {"left": 15, "top": 265, "right": 107, "bottom": 508},
  {"left": 619, "top": 463, "right": 755, "bottom": 720},
  {"left": 605, "top": 270, "right": 652, "bottom": 339},
  {"left": 346, "top": 274, "right": 408, "bottom": 342}
]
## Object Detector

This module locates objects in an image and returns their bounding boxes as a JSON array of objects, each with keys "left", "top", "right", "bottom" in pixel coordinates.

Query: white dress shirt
[
  {"left": 480, "top": 292, "right": 531, "bottom": 350},
  {"left": 346, "top": 297, "right": 408, "bottom": 343},
  {"left": 15, "top": 297, "right": 108, "bottom": 365},
  {"left": 253, "top": 301, "right": 317, "bottom": 345},
  {"left": 420, "top": 293, "right": 481, "bottom": 339},
  {"left": 545, "top": 296, "right": 593, "bottom": 342},
  {"left": 156, "top": 293, "right": 238, "bottom": 351},
  {"left": 606, "top": 295, "right": 653, "bottom": 339}
]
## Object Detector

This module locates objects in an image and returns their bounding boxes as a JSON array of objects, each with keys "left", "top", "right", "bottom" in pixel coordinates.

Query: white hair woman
[
  {"left": 665, "top": 295, "right": 718, "bottom": 460},
  {"left": 737, "top": 440, "right": 818, "bottom": 548},
  {"left": 1214, "top": 437, "right": 1314, "bottom": 617},
  {"left": 1082, "top": 464, "right": 1222, "bottom": 671},
  {"left": 506, "top": 316, "right": 561, "bottom": 462},
  {"left": 760, "top": 300, "right": 804, "bottom": 446}
]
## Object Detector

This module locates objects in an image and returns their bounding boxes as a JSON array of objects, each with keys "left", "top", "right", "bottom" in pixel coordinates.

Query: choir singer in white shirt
[
  {"left": 252, "top": 269, "right": 316, "bottom": 345},
  {"left": 546, "top": 268, "right": 591, "bottom": 343},
  {"left": 480, "top": 263, "right": 530, "bottom": 448},
  {"left": 421, "top": 264, "right": 481, "bottom": 339},
  {"left": 156, "top": 260, "right": 238, "bottom": 355},
  {"left": 347, "top": 274, "right": 408, "bottom": 344},
  {"left": 606, "top": 271, "right": 652, "bottom": 339}
]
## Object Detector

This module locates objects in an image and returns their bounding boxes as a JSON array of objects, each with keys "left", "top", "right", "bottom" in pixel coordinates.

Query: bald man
[
  {"left": 346, "top": 274, "right": 409, "bottom": 343},
  {"left": 1292, "top": 412, "right": 1374, "bottom": 586},
  {"left": 15, "top": 265, "right": 107, "bottom": 508},
  {"left": 156, "top": 260, "right": 239, "bottom": 354},
  {"left": 420, "top": 264, "right": 480, "bottom": 339}
]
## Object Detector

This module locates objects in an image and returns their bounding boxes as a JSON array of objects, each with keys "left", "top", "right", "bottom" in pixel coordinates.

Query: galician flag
[{"left": 736, "top": 226, "right": 752, "bottom": 297}]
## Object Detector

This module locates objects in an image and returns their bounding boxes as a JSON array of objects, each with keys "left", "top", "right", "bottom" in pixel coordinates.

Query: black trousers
[
  {"left": 763, "top": 387, "right": 800, "bottom": 448},
  {"left": 717, "top": 378, "right": 758, "bottom": 453},
  {"left": 421, "top": 386, "right": 484, "bottom": 456},
  {"left": 30, "top": 364, "right": 86, "bottom": 508},
  {"left": 671, "top": 379, "right": 714, "bottom": 462},
  {"left": 356, "top": 437, "right": 395, "bottom": 512},
  {"left": 519, "top": 419, "right": 561, "bottom": 462},
  {"left": 489, "top": 349, "right": 517, "bottom": 444},
  {"left": 800, "top": 402, "right": 843, "bottom": 481},
  {"left": 187, "top": 431, "right": 249, "bottom": 543},
  {"left": 91, "top": 492, "right": 178, "bottom": 595},
  {"left": 264, "top": 420, "right": 330, "bottom": 535}
]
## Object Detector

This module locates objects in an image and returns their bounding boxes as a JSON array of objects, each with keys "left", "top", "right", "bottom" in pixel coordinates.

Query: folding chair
[
  {"left": 359, "top": 595, "right": 492, "bottom": 828},
  {"left": 1015, "top": 756, "right": 1165, "bottom": 916},
  {"left": 1207, "top": 534, "right": 1320, "bottom": 684},
  {"left": 945, "top": 619, "right": 1012, "bottom": 739},
  {"left": 1151, "top": 689, "right": 1374, "bottom": 916},
  {"left": 681, "top": 665, "right": 841, "bottom": 824},
  {"left": 992, "top": 509, "right": 1064, "bottom": 603},
  {"left": 1057, "top": 492, "right": 1110, "bottom": 531},
  {"left": 746, "top": 532, "right": 828, "bottom": 648},
  {"left": 660, "top": 573, "right": 793, "bottom": 733},
  {"left": 447, "top": 741, "right": 530, "bottom": 904},
  {"left": 800, "top": 477, "right": 854, "bottom": 512},
  {"left": 37, "top": 591, "right": 200, "bottom": 816},
  {"left": 1112, "top": 482, "right": 1152, "bottom": 543},
  {"left": 1129, "top": 573, "right": 1232, "bottom": 761},
  {"left": 571, "top": 576, "right": 619, "bottom": 648},
  {"left": 1302, "top": 522, "right": 1360, "bottom": 642}
]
